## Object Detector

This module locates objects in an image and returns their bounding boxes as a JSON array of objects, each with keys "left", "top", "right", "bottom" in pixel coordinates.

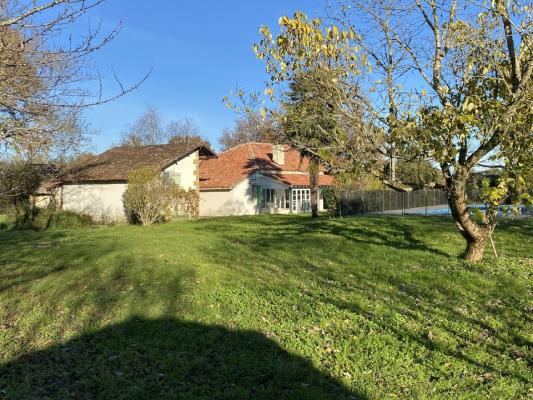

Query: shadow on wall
[{"left": 0, "top": 318, "right": 364, "bottom": 400}]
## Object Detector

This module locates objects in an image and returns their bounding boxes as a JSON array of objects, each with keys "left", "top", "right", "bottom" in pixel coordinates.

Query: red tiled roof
[
  {"left": 199, "top": 143, "right": 334, "bottom": 189},
  {"left": 57, "top": 143, "right": 214, "bottom": 183}
]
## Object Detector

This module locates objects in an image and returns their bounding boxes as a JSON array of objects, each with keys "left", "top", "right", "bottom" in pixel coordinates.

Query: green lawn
[{"left": 0, "top": 215, "right": 531, "bottom": 399}]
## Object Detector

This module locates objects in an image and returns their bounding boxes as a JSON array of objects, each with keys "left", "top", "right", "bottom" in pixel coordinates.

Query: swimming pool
[{"left": 410, "top": 204, "right": 531, "bottom": 217}]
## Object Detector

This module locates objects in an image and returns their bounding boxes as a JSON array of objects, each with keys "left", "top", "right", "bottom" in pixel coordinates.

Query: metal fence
[{"left": 338, "top": 188, "right": 448, "bottom": 215}]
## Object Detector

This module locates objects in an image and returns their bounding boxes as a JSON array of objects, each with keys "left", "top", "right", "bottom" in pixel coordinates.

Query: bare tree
[
  {"left": 0, "top": 0, "right": 148, "bottom": 158},
  {"left": 219, "top": 111, "right": 279, "bottom": 151},
  {"left": 120, "top": 107, "right": 209, "bottom": 147},
  {"left": 121, "top": 106, "right": 166, "bottom": 146},
  {"left": 167, "top": 118, "right": 208, "bottom": 147},
  {"left": 327, "top": 0, "right": 414, "bottom": 183}
]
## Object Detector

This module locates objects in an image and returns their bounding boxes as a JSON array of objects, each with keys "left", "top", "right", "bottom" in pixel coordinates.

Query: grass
[{"left": 0, "top": 215, "right": 531, "bottom": 399}]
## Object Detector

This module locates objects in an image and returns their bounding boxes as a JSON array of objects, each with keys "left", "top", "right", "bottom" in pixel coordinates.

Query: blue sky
[{"left": 78, "top": 0, "right": 322, "bottom": 152}]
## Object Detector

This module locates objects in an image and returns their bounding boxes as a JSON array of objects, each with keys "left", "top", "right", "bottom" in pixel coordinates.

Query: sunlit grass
[{"left": 0, "top": 215, "right": 531, "bottom": 399}]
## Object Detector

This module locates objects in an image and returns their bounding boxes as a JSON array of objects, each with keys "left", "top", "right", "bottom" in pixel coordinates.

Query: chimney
[{"left": 272, "top": 144, "right": 284, "bottom": 165}]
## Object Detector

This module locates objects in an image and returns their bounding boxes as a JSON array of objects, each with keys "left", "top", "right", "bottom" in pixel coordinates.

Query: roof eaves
[
  {"left": 159, "top": 144, "right": 206, "bottom": 171},
  {"left": 200, "top": 186, "right": 232, "bottom": 191},
  {"left": 61, "top": 178, "right": 128, "bottom": 185}
]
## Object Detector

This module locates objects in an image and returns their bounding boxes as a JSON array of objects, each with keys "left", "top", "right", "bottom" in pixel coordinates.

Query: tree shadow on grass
[
  {"left": 193, "top": 216, "right": 532, "bottom": 389},
  {"left": 0, "top": 317, "right": 364, "bottom": 400},
  {"left": 0, "top": 229, "right": 117, "bottom": 294},
  {"left": 323, "top": 292, "right": 531, "bottom": 385},
  {"left": 314, "top": 218, "right": 451, "bottom": 257},
  {"left": 196, "top": 215, "right": 452, "bottom": 258}
]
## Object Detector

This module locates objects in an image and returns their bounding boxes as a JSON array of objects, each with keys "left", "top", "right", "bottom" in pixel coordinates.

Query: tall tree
[
  {"left": 253, "top": 4, "right": 532, "bottom": 261},
  {"left": 335, "top": 0, "right": 532, "bottom": 261},
  {"left": 245, "top": 13, "right": 364, "bottom": 218},
  {"left": 282, "top": 68, "right": 347, "bottom": 218},
  {"left": 327, "top": 0, "right": 411, "bottom": 184}
]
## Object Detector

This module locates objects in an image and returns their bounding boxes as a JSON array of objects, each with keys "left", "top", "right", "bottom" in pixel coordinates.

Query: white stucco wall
[
  {"left": 62, "top": 183, "right": 128, "bottom": 223},
  {"left": 60, "top": 151, "right": 199, "bottom": 223},
  {"left": 200, "top": 178, "right": 256, "bottom": 217},
  {"left": 164, "top": 151, "right": 198, "bottom": 190},
  {"left": 199, "top": 173, "right": 326, "bottom": 217}
]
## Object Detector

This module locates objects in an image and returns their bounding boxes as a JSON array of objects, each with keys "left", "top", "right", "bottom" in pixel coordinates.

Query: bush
[
  {"left": 0, "top": 209, "right": 93, "bottom": 230},
  {"left": 4, "top": 204, "right": 39, "bottom": 230},
  {"left": 321, "top": 188, "right": 339, "bottom": 217},
  {"left": 174, "top": 187, "right": 200, "bottom": 218},
  {"left": 0, "top": 161, "right": 43, "bottom": 212},
  {"left": 37, "top": 210, "right": 94, "bottom": 230},
  {"left": 123, "top": 167, "right": 199, "bottom": 226},
  {"left": 0, "top": 214, "right": 11, "bottom": 230}
]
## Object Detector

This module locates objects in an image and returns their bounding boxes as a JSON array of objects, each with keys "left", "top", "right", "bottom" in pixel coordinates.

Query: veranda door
[{"left": 291, "top": 189, "right": 311, "bottom": 213}]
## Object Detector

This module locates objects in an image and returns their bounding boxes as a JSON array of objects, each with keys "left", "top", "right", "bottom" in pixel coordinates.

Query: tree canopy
[{"left": 248, "top": 1, "right": 532, "bottom": 261}]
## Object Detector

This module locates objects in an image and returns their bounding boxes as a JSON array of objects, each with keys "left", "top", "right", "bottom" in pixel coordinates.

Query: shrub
[
  {"left": 0, "top": 214, "right": 12, "bottom": 230},
  {"left": 4, "top": 204, "right": 39, "bottom": 230},
  {"left": 0, "top": 161, "right": 43, "bottom": 212},
  {"left": 0, "top": 209, "right": 93, "bottom": 230},
  {"left": 39, "top": 210, "right": 94, "bottom": 230},
  {"left": 174, "top": 187, "right": 200, "bottom": 218},
  {"left": 321, "top": 188, "right": 339, "bottom": 217},
  {"left": 394, "top": 160, "right": 439, "bottom": 188},
  {"left": 123, "top": 167, "right": 199, "bottom": 226}
]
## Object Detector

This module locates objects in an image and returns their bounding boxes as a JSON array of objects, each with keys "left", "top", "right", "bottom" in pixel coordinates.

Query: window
[
  {"left": 172, "top": 172, "right": 181, "bottom": 185},
  {"left": 291, "top": 189, "right": 311, "bottom": 213},
  {"left": 163, "top": 171, "right": 181, "bottom": 186},
  {"left": 259, "top": 188, "right": 290, "bottom": 209},
  {"left": 252, "top": 185, "right": 262, "bottom": 204},
  {"left": 281, "top": 189, "right": 290, "bottom": 208}
]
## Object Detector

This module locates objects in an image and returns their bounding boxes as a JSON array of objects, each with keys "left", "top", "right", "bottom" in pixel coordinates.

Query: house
[
  {"left": 40, "top": 142, "right": 334, "bottom": 222},
  {"left": 43, "top": 143, "right": 215, "bottom": 222},
  {"left": 199, "top": 143, "right": 334, "bottom": 216}
]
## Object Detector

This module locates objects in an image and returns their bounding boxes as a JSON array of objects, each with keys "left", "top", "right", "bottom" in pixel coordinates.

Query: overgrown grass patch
[
  {"left": 0, "top": 210, "right": 93, "bottom": 231},
  {"left": 0, "top": 215, "right": 531, "bottom": 399},
  {"left": 0, "top": 214, "right": 9, "bottom": 229}
]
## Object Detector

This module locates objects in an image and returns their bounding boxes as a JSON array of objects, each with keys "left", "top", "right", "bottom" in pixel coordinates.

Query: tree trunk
[
  {"left": 310, "top": 160, "right": 319, "bottom": 218},
  {"left": 463, "top": 235, "right": 489, "bottom": 262},
  {"left": 445, "top": 172, "right": 490, "bottom": 262}
]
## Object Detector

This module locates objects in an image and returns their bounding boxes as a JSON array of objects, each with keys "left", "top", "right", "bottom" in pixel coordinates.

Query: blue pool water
[
  {"left": 420, "top": 207, "right": 452, "bottom": 216},
  {"left": 412, "top": 204, "right": 531, "bottom": 217}
]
